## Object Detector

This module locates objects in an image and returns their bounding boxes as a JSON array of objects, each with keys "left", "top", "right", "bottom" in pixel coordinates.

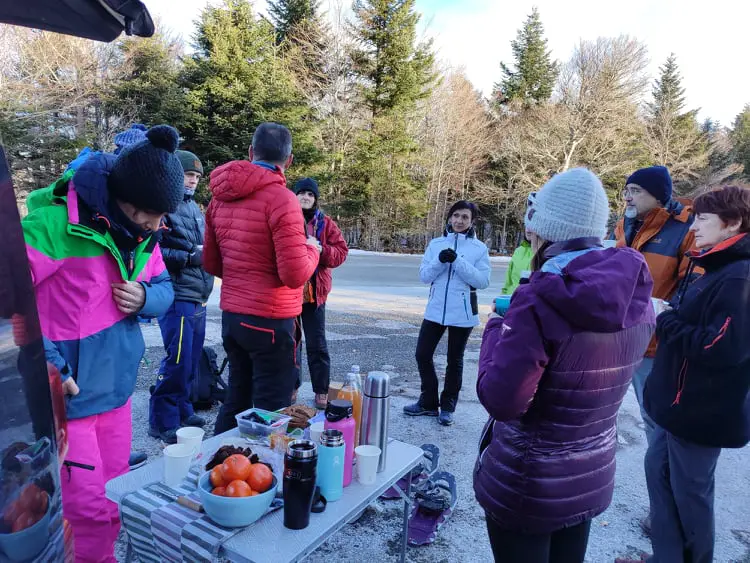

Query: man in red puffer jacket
[{"left": 204, "top": 123, "right": 321, "bottom": 432}]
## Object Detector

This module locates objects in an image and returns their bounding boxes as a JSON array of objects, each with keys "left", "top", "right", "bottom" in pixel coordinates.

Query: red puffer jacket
[{"left": 204, "top": 161, "right": 319, "bottom": 319}]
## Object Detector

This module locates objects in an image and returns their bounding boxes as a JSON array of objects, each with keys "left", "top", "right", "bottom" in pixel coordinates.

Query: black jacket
[
  {"left": 161, "top": 195, "right": 214, "bottom": 303},
  {"left": 644, "top": 233, "right": 750, "bottom": 448}
]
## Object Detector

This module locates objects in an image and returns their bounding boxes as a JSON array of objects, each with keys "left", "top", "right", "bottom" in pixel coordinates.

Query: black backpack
[{"left": 191, "top": 347, "right": 228, "bottom": 410}]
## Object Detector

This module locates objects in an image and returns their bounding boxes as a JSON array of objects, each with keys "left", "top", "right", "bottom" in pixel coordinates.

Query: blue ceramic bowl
[
  {"left": 197, "top": 471, "right": 277, "bottom": 528},
  {"left": 0, "top": 502, "right": 51, "bottom": 561}
]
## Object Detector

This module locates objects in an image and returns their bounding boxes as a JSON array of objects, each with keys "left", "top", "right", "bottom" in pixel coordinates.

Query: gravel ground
[{"left": 116, "top": 253, "right": 750, "bottom": 562}]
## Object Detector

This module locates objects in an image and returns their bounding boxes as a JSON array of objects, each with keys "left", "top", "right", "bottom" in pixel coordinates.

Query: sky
[{"left": 141, "top": 0, "right": 750, "bottom": 127}]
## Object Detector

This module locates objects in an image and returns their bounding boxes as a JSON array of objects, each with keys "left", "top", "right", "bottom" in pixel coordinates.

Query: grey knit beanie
[{"left": 525, "top": 168, "right": 609, "bottom": 242}]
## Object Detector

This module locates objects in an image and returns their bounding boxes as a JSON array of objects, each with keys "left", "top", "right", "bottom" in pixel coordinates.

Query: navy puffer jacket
[{"left": 161, "top": 194, "right": 214, "bottom": 303}]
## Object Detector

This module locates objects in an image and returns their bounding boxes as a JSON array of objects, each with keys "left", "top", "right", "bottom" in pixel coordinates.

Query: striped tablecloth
[{"left": 119, "top": 466, "right": 282, "bottom": 562}]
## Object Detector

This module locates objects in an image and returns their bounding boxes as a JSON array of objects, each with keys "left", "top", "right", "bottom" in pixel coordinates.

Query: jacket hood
[
  {"left": 71, "top": 152, "right": 149, "bottom": 246},
  {"left": 531, "top": 247, "right": 654, "bottom": 332},
  {"left": 209, "top": 160, "right": 287, "bottom": 202}
]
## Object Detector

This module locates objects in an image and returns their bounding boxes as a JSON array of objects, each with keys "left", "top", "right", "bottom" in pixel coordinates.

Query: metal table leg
[{"left": 400, "top": 471, "right": 412, "bottom": 563}]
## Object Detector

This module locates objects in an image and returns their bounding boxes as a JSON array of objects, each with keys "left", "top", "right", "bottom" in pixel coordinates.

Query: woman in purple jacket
[{"left": 473, "top": 168, "right": 656, "bottom": 563}]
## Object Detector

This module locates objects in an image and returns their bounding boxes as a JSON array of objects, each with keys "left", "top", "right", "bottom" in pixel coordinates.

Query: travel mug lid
[
  {"left": 325, "top": 399, "right": 353, "bottom": 422},
  {"left": 319, "top": 429, "right": 344, "bottom": 447},
  {"left": 287, "top": 439, "right": 317, "bottom": 459},
  {"left": 364, "top": 371, "right": 390, "bottom": 398}
]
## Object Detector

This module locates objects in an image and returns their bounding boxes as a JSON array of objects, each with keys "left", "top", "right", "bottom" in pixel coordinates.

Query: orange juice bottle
[{"left": 338, "top": 373, "right": 363, "bottom": 446}]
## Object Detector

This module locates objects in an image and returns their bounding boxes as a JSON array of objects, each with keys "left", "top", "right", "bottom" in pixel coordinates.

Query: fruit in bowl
[
  {"left": 197, "top": 470, "right": 278, "bottom": 528},
  {"left": 207, "top": 454, "right": 274, "bottom": 497},
  {"left": 0, "top": 488, "right": 52, "bottom": 561}
]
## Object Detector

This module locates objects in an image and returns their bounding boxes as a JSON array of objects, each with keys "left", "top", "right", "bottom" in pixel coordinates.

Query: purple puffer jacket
[{"left": 473, "top": 246, "right": 655, "bottom": 534}]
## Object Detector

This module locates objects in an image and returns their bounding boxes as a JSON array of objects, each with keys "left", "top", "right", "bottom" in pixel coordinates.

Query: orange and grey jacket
[{"left": 614, "top": 199, "right": 696, "bottom": 357}]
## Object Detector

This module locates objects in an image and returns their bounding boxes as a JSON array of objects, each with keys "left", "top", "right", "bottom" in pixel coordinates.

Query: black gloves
[
  {"left": 188, "top": 247, "right": 203, "bottom": 267},
  {"left": 438, "top": 249, "right": 457, "bottom": 264}
]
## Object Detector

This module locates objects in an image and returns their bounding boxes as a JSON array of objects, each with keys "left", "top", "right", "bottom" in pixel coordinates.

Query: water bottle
[
  {"left": 360, "top": 371, "right": 390, "bottom": 473},
  {"left": 316, "top": 429, "right": 345, "bottom": 501},
  {"left": 338, "top": 373, "right": 363, "bottom": 446},
  {"left": 324, "top": 399, "right": 355, "bottom": 486},
  {"left": 283, "top": 440, "right": 318, "bottom": 530},
  {"left": 351, "top": 364, "right": 363, "bottom": 391}
]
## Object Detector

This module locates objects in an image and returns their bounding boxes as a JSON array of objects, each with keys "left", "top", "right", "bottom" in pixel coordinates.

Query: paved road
[{"left": 124, "top": 252, "right": 750, "bottom": 563}]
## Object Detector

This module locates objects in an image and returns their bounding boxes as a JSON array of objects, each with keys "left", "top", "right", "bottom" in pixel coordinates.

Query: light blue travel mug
[{"left": 316, "top": 429, "right": 345, "bottom": 501}]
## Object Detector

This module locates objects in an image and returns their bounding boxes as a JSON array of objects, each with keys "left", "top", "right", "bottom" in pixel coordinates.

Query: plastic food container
[{"left": 235, "top": 408, "right": 291, "bottom": 440}]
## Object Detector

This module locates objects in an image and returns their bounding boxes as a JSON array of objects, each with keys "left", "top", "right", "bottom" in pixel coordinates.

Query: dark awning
[{"left": 0, "top": 0, "right": 154, "bottom": 42}]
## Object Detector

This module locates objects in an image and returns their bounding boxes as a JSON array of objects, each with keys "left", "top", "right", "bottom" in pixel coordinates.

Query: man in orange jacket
[
  {"left": 614, "top": 166, "right": 696, "bottom": 443},
  {"left": 613, "top": 165, "right": 695, "bottom": 535}
]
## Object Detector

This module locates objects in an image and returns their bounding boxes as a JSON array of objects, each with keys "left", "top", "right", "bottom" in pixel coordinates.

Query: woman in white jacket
[{"left": 404, "top": 201, "right": 491, "bottom": 426}]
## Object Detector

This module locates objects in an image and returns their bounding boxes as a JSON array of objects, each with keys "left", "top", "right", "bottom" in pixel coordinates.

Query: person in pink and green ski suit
[{"left": 22, "top": 125, "right": 183, "bottom": 562}]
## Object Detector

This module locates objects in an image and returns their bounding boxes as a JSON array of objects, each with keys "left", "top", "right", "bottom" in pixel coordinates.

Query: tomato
[
  {"left": 222, "top": 454, "right": 252, "bottom": 482},
  {"left": 249, "top": 490, "right": 259, "bottom": 497},
  {"left": 19, "top": 485, "right": 47, "bottom": 515},
  {"left": 36, "top": 491, "right": 49, "bottom": 515},
  {"left": 224, "top": 480, "right": 252, "bottom": 498},
  {"left": 211, "top": 487, "right": 226, "bottom": 497},
  {"left": 3, "top": 500, "right": 22, "bottom": 525},
  {"left": 12, "top": 511, "right": 38, "bottom": 533},
  {"left": 209, "top": 466, "right": 226, "bottom": 488},
  {"left": 246, "top": 463, "right": 273, "bottom": 493}
]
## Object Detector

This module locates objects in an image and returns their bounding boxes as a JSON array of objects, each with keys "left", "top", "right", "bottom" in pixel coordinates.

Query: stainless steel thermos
[{"left": 360, "top": 371, "right": 390, "bottom": 472}]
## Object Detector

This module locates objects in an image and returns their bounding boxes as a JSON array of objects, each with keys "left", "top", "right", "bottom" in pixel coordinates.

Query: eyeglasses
[{"left": 621, "top": 186, "right": 644, "bottom": 197}]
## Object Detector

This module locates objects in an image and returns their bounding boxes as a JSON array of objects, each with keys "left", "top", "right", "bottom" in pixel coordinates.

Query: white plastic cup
[
  {"left": 163, "top": 443, "right": 194, "bottom": 486},
  {"left": 355, "top": 445, "right": 381, "bottom": 485},
  {"left": 176, "top": 427, "right": 205, "bottom": 456},
  {"left": 310, "top": 422, "right": 325, "bottom": 443}
]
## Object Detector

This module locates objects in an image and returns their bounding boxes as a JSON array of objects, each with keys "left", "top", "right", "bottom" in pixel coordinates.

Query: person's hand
[
  {"left": 307, "top": 236, "right": 322, "bottom": 253},
  {"left": 62, "top": 378, "right": 80, "bottom": 396},
  {"left": 188, "top": 246, "right": 203, "bottom": 266},
  {"left": 653, "top": 298, "right": 672, "bottom": 316},
  {"left": 112, "top": 281, "right": 146, "bottom": 315},
  {"left": 488, "top": 301, "right": 502, "bottom": 320},
  {"left": 438, "top": 249, "right": 457, "bottom": 263}
]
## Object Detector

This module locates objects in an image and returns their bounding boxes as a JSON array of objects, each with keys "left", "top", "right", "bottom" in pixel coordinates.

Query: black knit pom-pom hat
[{"left": 108, "top": 125, "right": 185, "bottom": 214}]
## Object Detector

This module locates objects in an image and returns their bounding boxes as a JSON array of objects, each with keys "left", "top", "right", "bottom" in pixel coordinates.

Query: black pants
[
  {"left": 295, "top": 303, "right": 330, "bottom": 394},
  {"left": 214, "top": 312, "right": 297, "bottom": 434},
  {"left": 415, "top": 319, "right": 472, "bottom": 412},
  {"left": 486, "top": 516, "right": 591, "bottom": 563}
]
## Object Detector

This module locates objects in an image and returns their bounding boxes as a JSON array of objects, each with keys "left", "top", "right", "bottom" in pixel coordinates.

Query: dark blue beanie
[
  {"left": 293, "top": 177, "right": 319, "bottom": 200},
  {"left": 626, "top": 166, "right": 673, "bottom": 204},
  {"left": 108, "top": 125, "right": 184, "bottom": 214}
]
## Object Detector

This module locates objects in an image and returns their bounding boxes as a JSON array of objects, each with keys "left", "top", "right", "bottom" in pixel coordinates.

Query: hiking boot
[
  {"left": 403, "top": 402, "right": 438, "bottom": 417},
  {"left": 128, "top": 451, "right": 148, "bottom": 471},
  {"left": 149, "top": 427, "right": 178, "bottom": 444},
  {"left": 315, "top": 393, "right": 328, "bottom": 410},
  {"left": 182, "top": 414, "right": 206, "bottom": 428},
  {"left": 438, "top": 411, "right": 454, "bottom": 426}
]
